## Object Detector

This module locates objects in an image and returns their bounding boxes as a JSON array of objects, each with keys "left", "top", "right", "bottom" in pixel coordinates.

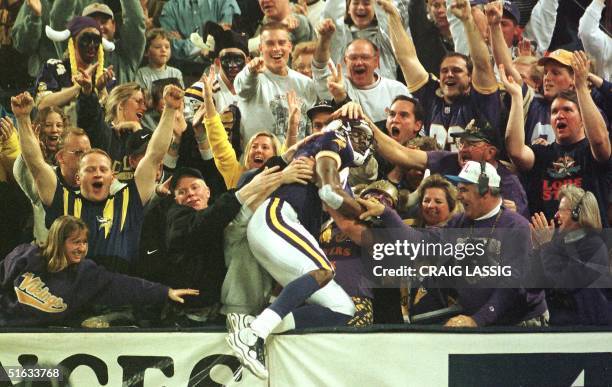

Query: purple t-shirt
[
  {"left": 414, "top": 75, "right": 502, "bottom": 151},
  {"left": 527, "top": 138, "right": 611, "bottom": 226}
]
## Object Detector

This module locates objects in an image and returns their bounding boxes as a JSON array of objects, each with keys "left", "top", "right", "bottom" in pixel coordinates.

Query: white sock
[
  {"left": 271, "top": 313, "right": 296, "bottom": 334},
  {"left": 250, "top": 308, "right": 282, "bottom": 340}
]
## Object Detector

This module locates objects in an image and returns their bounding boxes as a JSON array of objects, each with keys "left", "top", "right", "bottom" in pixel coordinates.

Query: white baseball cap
[{"left": 445, "top": 161, "right": 501, "bottom": 188}]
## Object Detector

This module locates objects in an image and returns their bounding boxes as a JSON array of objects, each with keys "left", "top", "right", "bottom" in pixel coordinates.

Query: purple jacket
[{"left": 0, "top": 244, "right": 169, "bottom": 327}]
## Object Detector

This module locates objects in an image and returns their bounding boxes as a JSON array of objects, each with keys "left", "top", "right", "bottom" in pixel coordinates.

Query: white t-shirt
[
  {"left": 234, "top": 66, "right": 318, "bottom": 146},
  {"left": 313, "top": 60, "right": 410, "bottom": 123}
]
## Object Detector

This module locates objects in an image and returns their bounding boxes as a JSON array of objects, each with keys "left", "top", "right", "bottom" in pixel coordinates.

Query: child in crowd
[{"left": 135, "top": 28, "right": 184, "bottom": 92}]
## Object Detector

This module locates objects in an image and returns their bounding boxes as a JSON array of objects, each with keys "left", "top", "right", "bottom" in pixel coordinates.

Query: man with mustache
[
  {"left": 378, "top": 0, "right": 501, "bottom": 151},
  {"left": 360, "top": 99, "right": 529, "bottom": 217}
]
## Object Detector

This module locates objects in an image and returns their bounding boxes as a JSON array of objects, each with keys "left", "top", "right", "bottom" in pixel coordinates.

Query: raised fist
[
  {"left": 10, "top": 92, "right": 35, "bottom": 118},
  {"left": 163, "top": 85, "right": 185, "bottom": 110}
]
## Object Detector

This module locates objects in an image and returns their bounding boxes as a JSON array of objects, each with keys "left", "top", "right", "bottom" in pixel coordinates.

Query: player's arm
[{"left": 316, "top": 155, "right": 362, "bottom": 219}]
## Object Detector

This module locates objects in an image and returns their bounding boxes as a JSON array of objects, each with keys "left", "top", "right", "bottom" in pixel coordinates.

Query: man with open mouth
[
  {"left": 503, "top": 51, "right": 611, "bottom": 226},
  {"left": 234, "top": 22, "right": 318, "bottom": 147},
  {"left": 312, "top": 17, "right": 410, "bottom": 124},
  {"left": 12, "top": 84, "right": 186, "bottom": 275},
  {"left": 378, "top": 0, "right": 501, "bottom": 152}
]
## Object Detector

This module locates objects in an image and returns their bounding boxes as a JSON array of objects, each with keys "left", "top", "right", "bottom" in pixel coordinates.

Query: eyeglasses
[
  {"left": 457, "top": 140, "right": 487, "bottom": 150},
  {"left": 345, "top": 54, "right": 376, "bottom": 62}
]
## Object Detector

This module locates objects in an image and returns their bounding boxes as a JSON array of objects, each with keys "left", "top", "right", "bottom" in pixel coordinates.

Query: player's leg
[{"left": 246, "top": 198, "right": 354, "bottom": 337}]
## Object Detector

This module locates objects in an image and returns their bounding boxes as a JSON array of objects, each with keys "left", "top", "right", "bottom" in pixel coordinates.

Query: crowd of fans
[{"left": 0, "top": 0, "right": 610, "bottom": 334}]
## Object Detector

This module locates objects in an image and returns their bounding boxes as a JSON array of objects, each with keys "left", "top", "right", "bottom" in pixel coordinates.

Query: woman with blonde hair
[
  {"left": 76, "top": 82, "right": 160, "bottom": 181},
  {"left": 0, "top": 216, "right": 198, "bottom": 327},
  {"left": 531, "top": 185, "right": 611, "bottom": 326},
  {"left": 197, "top": 67, "right": 282, "bottom": 189}
]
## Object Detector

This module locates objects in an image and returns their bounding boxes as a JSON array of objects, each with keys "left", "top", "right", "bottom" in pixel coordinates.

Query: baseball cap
[
  {"left": 82, "top": 3, "right": 114, "bottom": 19},
  {"left": 170, "top": 167, "right": 204, "bottom": 191},
  {"left": 125, "top": 129, "right": 153, "bottom": 157},
  {"left": 537, "top": 49, "right": 573, "bottom": 68},
  {"left": 502, "top": 0, "right": 520, "bottom": 24},
  {"left": 445, "top": 161, "right": 501, "bottom": 188},
  {"left": 450, "top": 119, "right": 501, "bottom": 148},
  {"left": 307, "top": 100, "right": 335, "bottom": 120}
]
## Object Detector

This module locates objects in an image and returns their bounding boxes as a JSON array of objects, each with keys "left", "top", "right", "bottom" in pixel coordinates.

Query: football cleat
[
  {"left": 226, "top": 313, "right": 255, "bottom": 333},
  {"left": 226, "top": 327, "right": 268, "bottom": 379}
]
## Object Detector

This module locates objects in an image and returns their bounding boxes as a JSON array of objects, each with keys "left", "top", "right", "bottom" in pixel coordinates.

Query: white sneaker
[
  {"left": 226, "top": 327, "right": 268, "bottom": 379},
  {"left": 226, "top": 313, "right": 255, "bottom": 333}
]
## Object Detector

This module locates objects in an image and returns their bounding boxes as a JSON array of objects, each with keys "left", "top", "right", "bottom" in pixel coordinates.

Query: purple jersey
[
  {"left": 274, "top": 130, "right": 355, "bottom": 237},
  {"left": 414, "top": 75, "right": 502, "bottom": 151}
]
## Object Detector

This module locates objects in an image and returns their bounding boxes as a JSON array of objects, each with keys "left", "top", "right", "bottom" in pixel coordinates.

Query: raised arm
[
  {"left": 377, "top": 0, "right": 429, "bottom": 91},
  {"left": 500, "top": 65, "right": 535, "bottom": 171},
  {"left": 233, "top": 57, "right": 264, "bottom": 100},
  {"left": 577, "top": 0, "right": 609, "bottom": 79},
  {"left": 116, "top": 0, "right": 146, "bottom": 71},
  {"left": 283, "top": 90, "right": 302, "bottom": 150},
  {"left": 37, "top": 84, "right": 82, "bottom": 110},
  {"left": 313, "top": 18, "right": 334, "bottom": 65},
  {"left": 11, "top": 0, "right": 45, "bottom": 54},
  {"left": 312, "top": 19, "right": 342, "bottom": 101},
  {"left": 523, "top": 0, "right": 559, "bottom": 56},
  {"left": 200, "top": 68, "right": 241, "bottom": 188},
  {"left": 11, "top": 92, "right": 57, "bottom": 206},
  {"left": 450, "top": 0, "right": 497, "bottom": 92},
  {"left": 485, "top": 1, "right": 523, "bottom": 85},
  {"left": 572, "top": 51, "right": 610, "bottom": 162},
  {"left": 135, "top": 85, "right": 184, "bottom": 204}
]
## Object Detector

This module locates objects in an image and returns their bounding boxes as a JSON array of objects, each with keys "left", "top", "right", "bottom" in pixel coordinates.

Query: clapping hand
[
  {"left": 0, "top": 117, "right": 16, "bottom": 143},
  {"left": 530, "top": 211, "right": 555, "bottom": 248}
]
